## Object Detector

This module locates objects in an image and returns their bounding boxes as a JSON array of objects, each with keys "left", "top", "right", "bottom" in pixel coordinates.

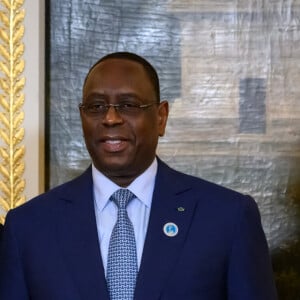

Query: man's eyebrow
[
  {"left": 84, "top": 92, "right": 142, "bottom": 102},
  {"left": 84, "top": 92, "right": 107, "bottom": 100},
  {"left": 117, "top": 92, "right": 139, "bottom": 98}
]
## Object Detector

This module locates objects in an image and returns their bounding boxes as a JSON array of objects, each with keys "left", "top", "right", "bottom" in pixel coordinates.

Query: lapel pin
[
  {"left": 177, "top": 207, "right": 185, "bottom": 212},
  {"left": 163, "top": 222, "right": 179, "bottom": 237}
]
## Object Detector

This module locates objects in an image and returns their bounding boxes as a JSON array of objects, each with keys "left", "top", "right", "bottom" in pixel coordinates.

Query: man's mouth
[
  {"left": 101, "top": 138, "right": 128, "bottom": 152},
  {"left": 106, "top": 140, "right": 122, "bottom": 144}
]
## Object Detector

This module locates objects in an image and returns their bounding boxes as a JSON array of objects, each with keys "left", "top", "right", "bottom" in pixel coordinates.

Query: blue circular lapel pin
[{"left": 163, "top": 222, "right": 179, "bottom": 237}]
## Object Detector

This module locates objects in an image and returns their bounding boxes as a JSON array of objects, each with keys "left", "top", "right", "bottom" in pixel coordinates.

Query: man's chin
[{"left": 94, "top": 159, "right": 133, "bottom": 176}]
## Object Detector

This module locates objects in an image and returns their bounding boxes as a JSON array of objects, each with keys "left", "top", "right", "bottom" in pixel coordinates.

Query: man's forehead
[
  {"left": 85, "top": 58, "right": 146, "bottom": 86},
  {"left": 82, "top": 59, "right": 155, "bottom": 99}
]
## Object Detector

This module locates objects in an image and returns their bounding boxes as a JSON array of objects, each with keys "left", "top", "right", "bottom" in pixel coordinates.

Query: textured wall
[{"left": 47, "top": 1, "right": 300, "bottom": 298}]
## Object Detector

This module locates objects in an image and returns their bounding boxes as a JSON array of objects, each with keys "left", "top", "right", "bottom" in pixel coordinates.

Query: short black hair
[{"left": 83, "top": 52, "right": 160, "bottom": 102}]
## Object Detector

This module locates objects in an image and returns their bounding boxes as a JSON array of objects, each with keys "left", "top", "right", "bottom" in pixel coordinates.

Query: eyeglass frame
[{"left": 78, "top": 101, "right": 158, "bottom": 117}]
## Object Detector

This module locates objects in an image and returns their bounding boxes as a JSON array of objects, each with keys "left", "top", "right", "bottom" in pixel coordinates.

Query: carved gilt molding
[{"left": 0, "top": 0, "right": 26, "bottom": 224}]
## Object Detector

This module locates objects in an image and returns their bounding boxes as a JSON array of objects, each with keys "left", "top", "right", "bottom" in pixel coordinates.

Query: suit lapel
[
  {"left": 55, "top": 162, "right": 197, "bottom": 300},
  {"left": 134, "top": 161, "right": 198, "bottom": 300},
  {"left": 56, "top": 168, "right": 110, "bottom": 300}
]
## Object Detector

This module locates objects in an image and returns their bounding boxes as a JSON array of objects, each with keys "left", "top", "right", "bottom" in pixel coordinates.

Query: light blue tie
[{"left": 106, "top": 189, "right": 138, "bottom": 300}]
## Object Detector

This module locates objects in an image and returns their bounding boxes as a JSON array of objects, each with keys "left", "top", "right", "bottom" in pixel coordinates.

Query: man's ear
[{"left": 158, "top": 100, "right": 169, "bottom": 137}]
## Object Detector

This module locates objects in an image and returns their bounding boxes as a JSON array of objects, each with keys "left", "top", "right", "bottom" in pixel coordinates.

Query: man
[{"left": 0, "top": 52, "right": 277, "bottom": 299}]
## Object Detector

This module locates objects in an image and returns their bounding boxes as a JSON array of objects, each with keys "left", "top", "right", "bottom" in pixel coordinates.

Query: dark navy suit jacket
[
  {"left": 0, "top": 159, "right": 277, "bottom": 299},
  {"left": 0, "top": 223, "right": 3, "bottom": 242}
]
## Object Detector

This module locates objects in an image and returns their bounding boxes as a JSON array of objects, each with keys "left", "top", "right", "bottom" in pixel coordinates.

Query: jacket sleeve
[
  {"left": 0, "top": 211, "right": 30, "bottom": 300},
  {"left": 227, "top": 195, "right": 278, "bottom": 300}
]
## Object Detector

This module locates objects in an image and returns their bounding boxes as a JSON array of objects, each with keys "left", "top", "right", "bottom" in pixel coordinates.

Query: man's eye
[
  {"left": 88, "top": 103, "right": 106, "bottom": 111},
  {"left": 119, "top": 103, "right": 140, "bottom": 112},
  {"left": 120, "top": 103, "right": 138, "bottom": 108}
]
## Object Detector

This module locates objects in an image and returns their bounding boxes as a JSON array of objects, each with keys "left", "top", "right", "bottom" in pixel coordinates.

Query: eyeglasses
[{"left": 79, "top": 101, "right": 158, "bottom": 117}]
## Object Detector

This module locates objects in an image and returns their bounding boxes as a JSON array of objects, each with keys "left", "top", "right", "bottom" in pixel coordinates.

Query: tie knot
[{"left": 110, "top": 189, "right": 135, "bottom": 209}]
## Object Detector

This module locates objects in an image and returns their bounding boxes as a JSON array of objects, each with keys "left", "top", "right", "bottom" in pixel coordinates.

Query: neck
[
  {"left": 93, "top": 158, "right": 156, "bottom": 187},
  {"left": 107, "top": 174, "right": 136, "bottom": 188}
]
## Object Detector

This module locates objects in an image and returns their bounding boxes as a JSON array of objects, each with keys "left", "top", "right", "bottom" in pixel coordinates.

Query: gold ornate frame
[{"left": 0, "top": 0, "right": 25, "bottom": 224}]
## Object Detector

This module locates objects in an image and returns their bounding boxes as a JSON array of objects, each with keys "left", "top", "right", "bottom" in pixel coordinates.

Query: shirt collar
[{"left": 92, "top": 158, "right": 158, "bottom": 212}]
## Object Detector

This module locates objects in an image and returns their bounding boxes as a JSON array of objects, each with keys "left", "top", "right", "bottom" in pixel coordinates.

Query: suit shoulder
[
  {"left": 158, "top": 159, "right": 255, "bottom": 206},
  {"left": 6, "top": 167, "right": 91, "bottom": 219}
]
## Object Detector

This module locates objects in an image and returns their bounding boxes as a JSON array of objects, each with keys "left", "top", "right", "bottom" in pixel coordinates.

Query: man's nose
[{"left": 102, "top": 105, "right": 124, "bottom": 125}]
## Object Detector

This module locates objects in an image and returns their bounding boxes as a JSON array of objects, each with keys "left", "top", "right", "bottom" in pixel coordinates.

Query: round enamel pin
[{"left": 163, "top": 222, "right": 179, "bottom": 237}]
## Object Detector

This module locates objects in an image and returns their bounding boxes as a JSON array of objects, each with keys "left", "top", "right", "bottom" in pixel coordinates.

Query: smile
[
  {"left": 106, "top": 140, "right": 122, "bottom": 144},
  {"left": 101, "top": 139, "right": 129, "bottom": 152}
]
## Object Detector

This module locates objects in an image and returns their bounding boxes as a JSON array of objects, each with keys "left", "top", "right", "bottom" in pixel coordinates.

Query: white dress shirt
[{"left": 92, "top": 158, "right": 157, "bottom": 275}]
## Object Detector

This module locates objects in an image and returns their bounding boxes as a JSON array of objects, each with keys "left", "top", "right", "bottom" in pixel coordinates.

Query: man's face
[{"left": 80, "top": 58, "right": 168, "bottom": 186}]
